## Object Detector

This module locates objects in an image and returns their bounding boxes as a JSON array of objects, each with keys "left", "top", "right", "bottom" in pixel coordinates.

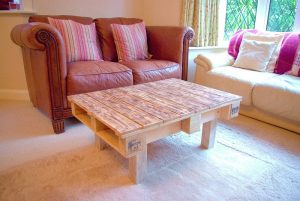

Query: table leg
[
  {"left": 129, "top": 146, "right": 147, "bottom": 184},
  {"left": 95, "top": 135, "right": 107, "bottom": 150},
  {"left": 201, "top": 120, "right": 217, "bottom": 149}
]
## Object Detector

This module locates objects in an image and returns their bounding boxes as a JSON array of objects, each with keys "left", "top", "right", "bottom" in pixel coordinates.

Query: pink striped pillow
[
  {"left": 111, "top": 22, "right": 150, "bottom": 61},
  {"left": 289, "top": 49, "right": 300, "bottom": 76},
  {"left": 48, "top": 18, "right": 103, "bottom": 62},
  {"left": 274, "top": 33, "right": 300, "bottom": 75}
]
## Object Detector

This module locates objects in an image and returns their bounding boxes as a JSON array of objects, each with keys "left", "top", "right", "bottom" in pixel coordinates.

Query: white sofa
[{"left": 194, "top": 50, "right": 300, "bottom": 133}]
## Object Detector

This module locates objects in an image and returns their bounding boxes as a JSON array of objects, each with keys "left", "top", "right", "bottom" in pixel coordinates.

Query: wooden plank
[
  {"left": 119, "top": 87, "right": 195, "bottom": 115},
  {"left": 131, "top": 84, "right": 209, "bottom": 112},
  {"left": 152, "top": 83, "right": 231, "bottom": 103},
  {"left": 95, "top": 135, "right": 107, "bottom": 150},
  {"left": 145, "top": 121, "right": 182, "bottom": 144},
  {"left": 201, "top": 120, "right": 217, "bottom": 149},
  {"left": 161, "top": 78, "right": 241, "bottom": 100},
  {"left": 88, "top": 91, "right": 162, "bottom": 128},
  {"left": 96, "top": 129, "right": 120, "bottom": 152},
  {"left": 69, "top": 94, "right": 142, "bottom": 135},
  {"left": 119, "top": 134, "right": 146, "bottom": 157},
  {"left": 141, "top": 83, "right": 222, "bottom": 108},
  {"left": 181, "top": 114, "right": 201, "bottom": 134},
  {"left": 129, "top": 146, "right": 147, "bottom": 184},
  {"left": 104, "top": 88, "right": 181, "bottom": 121}
]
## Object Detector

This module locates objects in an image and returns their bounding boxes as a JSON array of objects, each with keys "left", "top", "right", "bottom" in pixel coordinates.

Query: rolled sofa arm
[
  {"left": 194, "top": 51, "right": 235, "bottom": 71},
  {"left": 146, "top": 26, "right": 194, "bottom": 80},
  {"left": 11, "top": 22, "right": 68, "bottom": 124},
  {"left": 11, "top": 22, "right": 64, "bottom": 51},
  {"left": 11, "top": 22, "right": 67, "bottom": 79}
]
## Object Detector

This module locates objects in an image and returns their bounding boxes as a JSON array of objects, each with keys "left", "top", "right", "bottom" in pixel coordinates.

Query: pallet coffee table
[{"left": 68, "top": 78, "right": 241, "bottom": 183}]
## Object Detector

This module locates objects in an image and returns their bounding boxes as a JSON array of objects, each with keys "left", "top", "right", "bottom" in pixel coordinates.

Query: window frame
[{"left": 218, "top": 0, "right": 300, "bottom": 45}]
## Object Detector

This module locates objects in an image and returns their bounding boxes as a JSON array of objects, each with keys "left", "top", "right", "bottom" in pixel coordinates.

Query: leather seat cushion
[
  {"left": 202, "top": 66, "right": 278, "bottom": 106},
  {"left": 120, "top": 60, "right": 181, "bottom": 84},
  {"left": 252, "top": 74, "right": 300, "bottom": 122},
  {"left": 67, "top": 61, "right": 133, "bottom": 95}
]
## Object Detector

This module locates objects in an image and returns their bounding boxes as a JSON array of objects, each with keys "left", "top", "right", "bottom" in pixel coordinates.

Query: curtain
[{"left": 182, "top": 0, "right": 220, "bottom": 47}]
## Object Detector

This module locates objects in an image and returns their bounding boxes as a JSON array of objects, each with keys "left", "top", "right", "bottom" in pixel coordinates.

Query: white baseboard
[{"left": 0, "top": 89, "right": 30, "bottom": 101}]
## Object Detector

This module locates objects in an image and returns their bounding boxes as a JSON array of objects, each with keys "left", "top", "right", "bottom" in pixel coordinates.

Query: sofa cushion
[
  {"left": 29, "top": 15, "right": 94, "bottom": 25},
  {"left": 228, "top": 29, "right": 259, "bottom": 59},
  {"left": 252, "top": 74, "right": 300, "bottom": 122},
  {"left": 289, "top": 48, "right": 300, "bottom": 76},
  {"left": 111, "top": 22, "right": 150, "bottom": 61},
  {"left": 274, "top": 33, "right": 300, "bottom": 75},
  {"left": 94, "top": 18, "right": 143, "bottom": 62},
  {"left": 202, "top": 66, "right": 278, "bottom": 106},
  {"left": 48, "top": 18, "right": 103, "bottom": 63},
  {"left": 120, "top": 60, "right": 180, "bottom": 84},
  {"left": 233, "top": 39, "right": 278, "bottom": 72},
  {"left": 242, "top": 32, "right": 284, "bottom": 72},
  {"left": 67, "top": 61, "right": 133, "bottom": 95}
]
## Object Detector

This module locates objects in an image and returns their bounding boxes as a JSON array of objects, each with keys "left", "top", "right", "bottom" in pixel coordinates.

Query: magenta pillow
[
  {"left": 48, "top": 17, "right": 103, "bottom": 63},
  {"left": 228, "top": 29, "right": 259, "bottom": 59},
  {"left": 111, "top": 22, "right": 150, "bottom": 61},
  {"left": 274, "top": 33, "right": 300, "bottom": 75}
]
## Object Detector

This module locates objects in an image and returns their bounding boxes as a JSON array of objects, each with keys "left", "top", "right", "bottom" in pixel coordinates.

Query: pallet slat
[
  {"left": 69, "top": 94, "right": 142, "bottom": 135},
  {"left": 88, "top": 91, "right": 162, "bottom": 128},
  {"left": 104, "top": 88, "right": 180, "bottom": 121}
]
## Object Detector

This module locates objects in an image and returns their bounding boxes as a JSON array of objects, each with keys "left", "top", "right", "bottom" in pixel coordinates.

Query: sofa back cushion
[
  {"left": 274, "top": 33, "right": 300, "bottom": 75},
  {"left": 111, "top": 22, "right": 150, "bottom": 62},
  {"left": 289, "top": 46, "right": 300, "bottom": 77},
  {"left": 29, "top": 15, "right": 94, "bottom": 25},
  {"left": 48, "top": 18, "right": 103, "bottom": 63},
  {"left": 94, "top": 18, "right": 143, "bottom": 62},
  {"left": 228, "top": 29, "right": 259, "bottom": 59},
  {"left": 232, "top": 39, "right": 278, "bottom": 72},
  {"left": 242, "top": 32, "right": 284, "bottom": 72}
]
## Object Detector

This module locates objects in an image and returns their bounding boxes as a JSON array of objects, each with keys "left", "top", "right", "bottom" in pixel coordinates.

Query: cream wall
[
  {"left": 142, "top": 0, "right": 182, "bottom": 26},
  {"left": 0, "top": 15, "right": 28, "bottom": 91},
  {"left": 0, "top": 0, "right": 184, "bottom": 100},
  {"left": 34, "top": 0, "right": 144, "bottom": 18}
]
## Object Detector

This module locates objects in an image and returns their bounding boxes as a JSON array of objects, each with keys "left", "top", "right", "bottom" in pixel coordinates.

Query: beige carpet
[{"left": 0, "top": 100, "right": 300, "bottom": 201}]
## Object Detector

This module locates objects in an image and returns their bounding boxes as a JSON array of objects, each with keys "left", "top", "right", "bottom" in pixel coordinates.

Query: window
[
  {"left": 267, "top": 0, "right": 297, "bottom": 32},
  {"left": 219, "top": 0, "right": 300, "bottom": 43},
  {"left": 224, "top": 0, "right": 258, "bottom": 40}
]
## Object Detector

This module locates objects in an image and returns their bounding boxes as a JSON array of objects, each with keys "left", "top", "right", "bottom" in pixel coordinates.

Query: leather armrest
[
  {"left": 194, "top": 51, "right": 235, "bottom": 71},
  {"left": 146, "top": 26, "right": 194, "bottom": 80},
  {"left": 11, "top": 22, "right": 64, "bottom": 50},
  {"left": 11, "top": 22, "right": 68, "bottom": 121}
]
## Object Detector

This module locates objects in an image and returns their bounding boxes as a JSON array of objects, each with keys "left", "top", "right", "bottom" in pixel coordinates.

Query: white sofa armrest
[{"left": 194, "top": 51, "right": 235, "bottom": 71}]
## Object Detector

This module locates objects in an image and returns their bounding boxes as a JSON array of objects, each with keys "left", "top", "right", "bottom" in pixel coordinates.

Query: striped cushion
[
  {"left": 48, "top": 17, "right": 103, "bottom": 62},
  {"left": 111, "top": 22, "right": 150, "bottom": 61},
  {"left": 286, "top": 42, "right": 300, "bottom": 77},
  {"left": 274, "top": 33, "right": 300, "bottom": 76}
]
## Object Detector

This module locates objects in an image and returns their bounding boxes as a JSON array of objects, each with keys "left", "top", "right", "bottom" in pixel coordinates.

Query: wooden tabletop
[{"left": 68, "top": 78, "right": 241, "bottom": 137}]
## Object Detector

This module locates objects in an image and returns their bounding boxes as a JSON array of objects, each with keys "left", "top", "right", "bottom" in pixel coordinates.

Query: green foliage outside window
[
  {"left": 267, "top": 0, "right": 297, "bottom": 32},
  {"left": 224, "top": 0, "right": 258, "bottom": 40},
  {"left": 224, "top": 0, "right": 297, "bottom": 40}
]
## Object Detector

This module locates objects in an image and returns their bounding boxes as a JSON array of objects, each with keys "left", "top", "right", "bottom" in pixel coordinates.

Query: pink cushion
[
  {"left": 48, "top": 17, "right": 103, "bottom": 62},
  {"left": 111, "top": 22, "right": 150, "bottom": 61},
  {"left": 290, "top": 46, "right": 300, "bottom": 77},
  {"left": 228, "top": 29, "right": 259, "bottom": 59},
  {"left": 274, "top": 33, "right": 300, "bottom": 75}
]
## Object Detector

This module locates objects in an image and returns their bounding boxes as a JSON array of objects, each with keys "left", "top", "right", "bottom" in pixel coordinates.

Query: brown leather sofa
[{"left": 11, "top": 15, "right": 194, "bottom": 134}]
